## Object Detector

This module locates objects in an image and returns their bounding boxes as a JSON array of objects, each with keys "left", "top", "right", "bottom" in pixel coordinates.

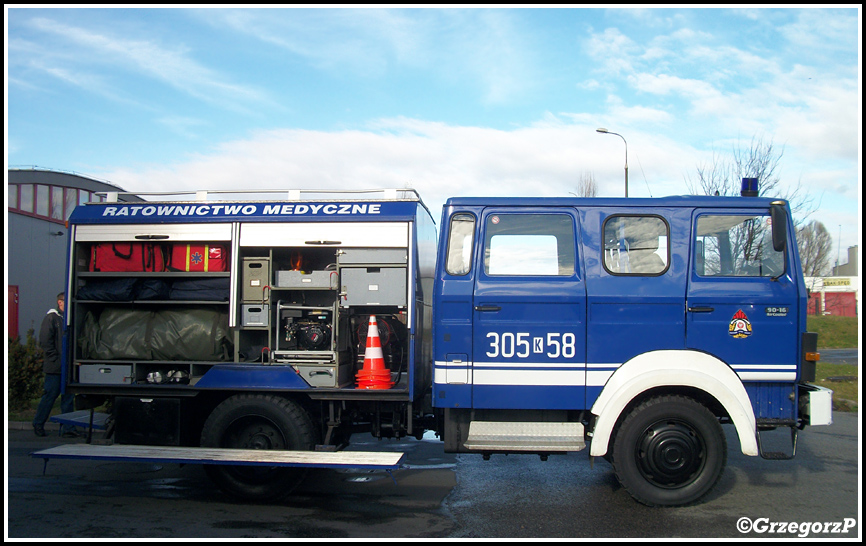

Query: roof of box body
[{"left": 68, "top": 189, "right": 429, "bottom": 225}]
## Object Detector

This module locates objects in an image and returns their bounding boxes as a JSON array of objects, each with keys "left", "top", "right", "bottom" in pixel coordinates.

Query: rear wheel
[
  {"left": 610, "top": 395, "right": 726, "bottom": 506},
  {"left": 201, "top": 394, "right": 316, "bottom": 501}
]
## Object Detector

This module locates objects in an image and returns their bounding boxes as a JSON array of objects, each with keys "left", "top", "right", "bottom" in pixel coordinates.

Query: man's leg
[{"left": 33, "top": 374, "right": 61, "bottom": 436}]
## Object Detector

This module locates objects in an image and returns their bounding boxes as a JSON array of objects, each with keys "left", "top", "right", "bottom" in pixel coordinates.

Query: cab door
[
  {"left": 471, "top": 208, "right": 586, "bottom": 410},
  {"left": 686, "top": 209, "right": 799, "bottom": 387}
]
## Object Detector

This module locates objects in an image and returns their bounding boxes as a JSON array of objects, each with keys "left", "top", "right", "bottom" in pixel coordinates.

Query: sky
[{"left": 6, "top": 7, "right": 862, "bottom": 260}]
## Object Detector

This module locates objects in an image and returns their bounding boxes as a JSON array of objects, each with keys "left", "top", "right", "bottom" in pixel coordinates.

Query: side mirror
[{"left": 771, "top": 203, "right": 787, "bottom": 252}]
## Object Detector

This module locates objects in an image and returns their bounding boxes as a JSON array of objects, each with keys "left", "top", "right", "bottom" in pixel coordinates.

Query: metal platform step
[
  {"left": 49, "top": 411, "right": 110, "bottom": 430},
  {"left": 463, "top": 421, "right": 586, "bottom": 452},
  {"left": 31, "top": 444, "right": 404, "bottom": 471}
]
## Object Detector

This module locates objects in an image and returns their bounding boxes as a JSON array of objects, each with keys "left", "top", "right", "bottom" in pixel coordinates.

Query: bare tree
[
  {"left": 574, "top": 171, "right": 598, "bottom": 197},
  {"left": 685, "top": 135, "right": 817, "bottom": 226},
  {"left": 797, "top": 220, "right": 834, "bottom": 277}
]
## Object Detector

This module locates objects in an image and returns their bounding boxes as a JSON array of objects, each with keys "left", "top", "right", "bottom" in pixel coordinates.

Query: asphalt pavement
[
  {"left": 7, "top": 411, "right": 860, "bottom": 538},
  {"left": 819, "top": 348, "right": 859, "bottom": 366}
]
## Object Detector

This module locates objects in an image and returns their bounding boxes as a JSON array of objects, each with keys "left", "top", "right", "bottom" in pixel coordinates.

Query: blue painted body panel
[
  {"left": 194, "top": 365, "right": 313, "bottom": 390},
  {"left": 745, "top": 383, "right": 797, "bottom": 421}
]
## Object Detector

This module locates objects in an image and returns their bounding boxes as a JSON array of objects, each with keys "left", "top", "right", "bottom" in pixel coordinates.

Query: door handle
[
  {"left": 688, "top": 306, "right": 715, "bottom": 313},
  {"left": 474, "top": 305, "right": 502, "bottom": 312}
]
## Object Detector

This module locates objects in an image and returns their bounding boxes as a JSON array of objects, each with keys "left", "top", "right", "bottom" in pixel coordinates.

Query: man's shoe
[
  {"left": 61, "top": 429, "right": 82, "bottom": 438},
  {"left": 33, "top": 425, "right": 47, "bottom": 437}
]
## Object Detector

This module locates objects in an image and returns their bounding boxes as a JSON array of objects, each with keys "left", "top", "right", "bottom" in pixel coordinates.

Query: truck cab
[{"left": 432, "top": 189, "right": 831, "bottom": 505}]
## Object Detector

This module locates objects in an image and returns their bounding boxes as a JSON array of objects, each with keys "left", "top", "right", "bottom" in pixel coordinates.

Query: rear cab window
[
  {"left": 603, "top": 215, "right": 669, "bottom": 276},
  {"left": 445, "top": 213, "right": 476, "bottom": 276}
]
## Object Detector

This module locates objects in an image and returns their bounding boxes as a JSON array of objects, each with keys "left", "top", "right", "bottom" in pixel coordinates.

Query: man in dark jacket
[{"left": 33, "top": 292, "right": 78, "bottom": 437}]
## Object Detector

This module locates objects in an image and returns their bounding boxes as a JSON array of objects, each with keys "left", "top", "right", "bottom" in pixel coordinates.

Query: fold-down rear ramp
[{"left": 32, "top": 444, "right": 404, "bottom": 472}]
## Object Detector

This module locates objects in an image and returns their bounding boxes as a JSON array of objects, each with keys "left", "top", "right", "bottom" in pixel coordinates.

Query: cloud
[
  {"left": 89, "top": 115, "right": 856, "bottom": 254},
  {"left": 779, "top": 8, "right": 859, "bottom": 55},
  {"left": 198, "top": 8, "right": 537, "bottom": 105},
  {"left": 775, "top": 85, "right": 860, "bottom": 162},
  {"left": 201, "top": 8, "right": 422, "bottom": 76},
  {"left": 585, "top": 27, "right": 640, "bottom": 76},
  {"left": 20, "top": 16, "right": 274, "bottom": 113},
  {"left": 96, "top": 117, "right": 705, "bottom": 217},
  {"left": 584, "top": 15, "right": 859, "bottom": 164},
  {"left": 629, "top": 73, "right": 718, "bottom": 99},
  {"left": 596, "top": 95, "right": 673, "bottom": 125}
]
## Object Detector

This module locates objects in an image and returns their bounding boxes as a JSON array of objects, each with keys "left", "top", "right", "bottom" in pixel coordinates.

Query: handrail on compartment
[{"left": 97, "top": 188, "right": 420, "bottom": 203}]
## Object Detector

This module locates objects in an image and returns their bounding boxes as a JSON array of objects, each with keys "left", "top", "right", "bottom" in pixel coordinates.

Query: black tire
[
  {"left": 200, "top": 394, "right": 316, "bottom": 501},
  {"left": 610, "top": 395, "right": 727, "bottom": 507}
]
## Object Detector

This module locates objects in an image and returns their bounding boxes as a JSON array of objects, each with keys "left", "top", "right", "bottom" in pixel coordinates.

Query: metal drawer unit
[
  {"left": 295, "top": 363, "right": 352, "bottom": 388},
  {"left": 241, "top": 304, "right": 270, "bottom": 327},
  {"left": 79, "top": 364, "right": 134, "bottom": 385},
  {"left": 242, "top": 258, "right": 270, "bottom": 302},
  {"left": 338, "top": 248, "right": 408, "bottom": 307},
  {"left": 276, "top": 270, "right": 336, "bottom": 289},
  {"left": 340, "top": 267, "right": 407, "bottom": 307}
]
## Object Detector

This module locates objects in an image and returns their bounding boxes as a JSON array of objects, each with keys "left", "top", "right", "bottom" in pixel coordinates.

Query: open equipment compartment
[
  {"left": 69, "top": 222, "right": 233, "bottom": 388},
  {"left": 234, "top": 226, "right": 412, "bottom": 389}
]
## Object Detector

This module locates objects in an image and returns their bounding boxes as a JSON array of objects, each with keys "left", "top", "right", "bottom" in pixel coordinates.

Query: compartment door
[{"left": 239, "top": 222, "right": 409, "bottom": 248}]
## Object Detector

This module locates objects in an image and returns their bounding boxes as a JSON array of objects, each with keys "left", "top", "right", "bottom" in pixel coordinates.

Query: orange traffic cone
[{"left": 355, "top": 315, "right": 394, "bottom": 389}]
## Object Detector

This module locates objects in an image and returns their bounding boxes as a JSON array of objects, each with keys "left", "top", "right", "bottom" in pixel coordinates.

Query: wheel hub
[
  {"left": 229, "top": 420, "right": 286, "bottom": 451},
  {"left": 637, "top": 420, "right": 705, "bottom": 488}
]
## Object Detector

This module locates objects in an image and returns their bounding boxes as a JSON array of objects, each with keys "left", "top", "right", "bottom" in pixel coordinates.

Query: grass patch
[
  {"left": 812, "top": 362, "right": 858, "bottom": 413},
  {"left": 7, "top": 398, "right": 110, "bottom": 423},
  {"left": 807, "top": 315, "right": 858, "bottom": 411},
  {"left": 7, "top": 397, "right": 57, "bottom": 424},
  {"left": 808, "top": 315, "right": 859, "bottom": 349}
]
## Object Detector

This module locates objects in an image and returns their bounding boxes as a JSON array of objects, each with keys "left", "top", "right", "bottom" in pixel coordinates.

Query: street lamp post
[
  {"left": 836, "top": 224, "right": 841, "bottom": 275},
  {"left": 596, "top": 128, "right": 628, "bottom": 198}
]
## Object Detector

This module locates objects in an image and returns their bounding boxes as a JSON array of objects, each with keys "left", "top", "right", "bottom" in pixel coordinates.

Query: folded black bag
[
  {"left": 136, "top": 279, "right": 171, "bottom": 300},
  {"left": 78, "top": 306, "right": 233, "bottom": 361},
  {"left": 79, "top": 308, "right": 152, "bottom": 360},
  {"left": 169, "top": 277, "right": 231, "bottom": 301},
  {"left": 150, "top": 307, "right": 232, "bottom": 361},
  {"left": 77, "top": 278, "right": 141, "bottom": 301}
]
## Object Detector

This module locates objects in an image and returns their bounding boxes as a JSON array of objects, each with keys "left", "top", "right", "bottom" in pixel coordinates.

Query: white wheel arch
[{"left": 589, "top": 350, "right": 758, "bottom": 457}]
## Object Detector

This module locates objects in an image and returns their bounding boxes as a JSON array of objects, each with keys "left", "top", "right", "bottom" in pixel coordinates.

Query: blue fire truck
[{"left": 35, "top": 184, "right": 831, "bottom": 506}]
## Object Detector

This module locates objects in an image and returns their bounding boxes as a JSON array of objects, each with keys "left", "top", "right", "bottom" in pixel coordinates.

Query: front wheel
[
  {"left": 610, "top": 395, "right": 727, "bottom": 506},
  {"left": 201, "top": 394, "right": 316, "bottom": 501}
]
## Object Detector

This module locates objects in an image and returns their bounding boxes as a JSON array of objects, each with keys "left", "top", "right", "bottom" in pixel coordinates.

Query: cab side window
[
  {"left": 695, "top": 214, "right": 784, "bottom": 277},
  {"left": 603, "top": 215, "right": 669, "bottom": 275},
  {"left": 483, "top": 213, "right": 575, "bottom": 276}
]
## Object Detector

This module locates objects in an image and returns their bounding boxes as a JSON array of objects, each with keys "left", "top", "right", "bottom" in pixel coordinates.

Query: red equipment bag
[
  {"left": 89, "top": 243, "right": 167, "bottom": 272},
  {"left": 167, "top": 244, "right": 229, "bottom": 272}
]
